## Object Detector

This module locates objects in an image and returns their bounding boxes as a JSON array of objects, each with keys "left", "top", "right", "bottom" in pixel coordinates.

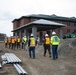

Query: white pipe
[
  {"left": 11, "top": 53, "right": 21, "bottom": 62},
  {"left": 10, "top": 54, "right": 19, "bottom": 63},
  {"left": 16, "top": 64, "right": 28, "bottom": 74},
  {"left": 4, "top": 53, "right": 21, "bottom": 63},
  {"left": 6, "top": 53, "right": 13, "bottom": 63},
  {"left": 9, "top": 54, "right": 17, "bottom": 63},
  {"left": 2, "top": 61, "right": 7, "bottom": 65},
  {"left": 5, "top": 53, "right": 11, "bottom": 63},
  {"left": 1, "top": 55, "right": 7, "bottom": 61},
  {"left": 8, "top": 54, "right": 14, "bottom": 63},
  {"left": 14, "top": 64, "right": 22, "bottom": 74}
]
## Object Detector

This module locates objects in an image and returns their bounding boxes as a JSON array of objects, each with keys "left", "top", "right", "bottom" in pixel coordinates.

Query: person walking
[
  {"left": 28, "top": 34, "right": 37, "bottom": 59},
  {"left": 43, "top": 34, "right": 51, "bottom": 58},
  {"left": 17, "top": 36, "right": 21, "bottom": 50},
  {"left": 4, "top": 37, "right": 8, "bottom": 48},
  {"left": 8, "top": 37, "right": 11, "bottom": 48},
  {"left": 22, "top": 37, "right": 24, "bottom": 49},
  {"left": 23, "top": 36, "right": 27, "bottom": 50},
  {"left": 14, "top": 36, "right": 17, "bottom": 49},
  {"left": 11, "top": 37, "right": 15, "bottom": 50},
  {"left": 51, "top": 31, "right": 60, "bottom": 60}
]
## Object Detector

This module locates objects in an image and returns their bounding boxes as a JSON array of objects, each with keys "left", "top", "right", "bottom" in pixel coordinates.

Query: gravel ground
[{"left": 0, "top": 38, "right": 76, "bottom": 75}]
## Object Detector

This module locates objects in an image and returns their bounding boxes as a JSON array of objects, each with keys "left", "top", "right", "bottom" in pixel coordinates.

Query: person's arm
[
  {"left": 26, "top": 39, "right": 28, "bottom": 44},
  {"left": 35, "top": 39, "right": 37, "bottom": 46},
  {"left": 28, "top": 39, "right": 30, "bottom": 47},
  {"left": 50, "top": 36, "right": 53, "bottom": 45}
]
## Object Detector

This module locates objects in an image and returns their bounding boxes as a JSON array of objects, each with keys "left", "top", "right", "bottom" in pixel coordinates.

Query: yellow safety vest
[
  {"left": 22, "top": 39, "right": 24, "bottom": 43},
  {"left": 12, "top": 39, "right": 15, "bottom": 43},
  {"left": 8, "top": 38, "right": 11, "bottom": 43},
  {"left": 51, "top": 36, "right": 60, "bottom": 45},
  {"left": 45, "top": 38, "right": 50, "bottom": 44},
  {"left": 4, "top": 39, "right": 7, "bottom": 43},
  {"left": 23, "top": 37, "right": 27, "bottom": 43},
  {"left": 14, "top": 38, "right": 17, "bottom": 42},
  {"left": 17, "top": 38, "right": 20, "bottom": 42},
  {"left": 30, "top": 38, "right": 35, "bottom": 47}
]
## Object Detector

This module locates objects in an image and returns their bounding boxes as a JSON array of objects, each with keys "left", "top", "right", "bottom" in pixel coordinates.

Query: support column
[
  {"left": 24, "top": 29, "right": 28, "bottom": 38},
  {"left": 32, "top": 26, "right": 37, "bottom": 39},
  {"left": 15, "top": 32, "right": 17, "bottom": 37},
  {"left": 24, "top": 29, "right": 26, "bottom": 36},
  {"left": 58, "top": 28, "right": 63, "bottom": 39},
  {"left": 19, "top": 30, "right": 21, "bottom": 39}
]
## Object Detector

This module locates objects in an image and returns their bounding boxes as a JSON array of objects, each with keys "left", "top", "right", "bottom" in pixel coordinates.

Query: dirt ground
[{"left": 0, "top": 38, "right": 76, "bottom": 75}]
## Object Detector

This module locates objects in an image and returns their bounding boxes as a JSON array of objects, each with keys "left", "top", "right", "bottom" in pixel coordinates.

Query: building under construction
[{"left": 12, "top": 14, "right": 76, "bottom": 41}]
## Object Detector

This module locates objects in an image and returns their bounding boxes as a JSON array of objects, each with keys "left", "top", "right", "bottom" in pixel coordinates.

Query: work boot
[
  {"left": 44, "top": 54, "right": 46, "bottom": 57},
  {"left": 56, "top": 57, "right": 58, "bottom": 59},
  {"left": 49, "top": 55, "right": 51, "bottom": 58}
]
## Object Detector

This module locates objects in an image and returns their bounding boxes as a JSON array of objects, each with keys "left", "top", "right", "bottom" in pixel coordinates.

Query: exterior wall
[
  {"left": 13, "top": 18, "right": 31, "bottom": 30},
  {"left": 12, "top": 16, "right": 76, "bottom": 39},
  {"left": 30, "top": 18, "right": 38, "bottom": 22},
  {"left": 54, "top": 21, "right": 76, "bottom": 35},
  {"left": 61, "top": 21, "right": 67, "bottom": 35},
  {"left": 13, "top": 20, "right": 20, "bottom": 29},
  {"left": 69, "top": 22, "right": 75, "bottom": 33},
  {"left": 19, "top": 18, "right": 31, "bottom": 26}
]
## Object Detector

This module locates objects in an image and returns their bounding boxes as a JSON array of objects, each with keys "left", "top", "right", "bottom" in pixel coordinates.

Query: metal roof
[
  {"left": 31, "top": 19, "right": 66, "bottom": 26},
  {"left": 12, "top": 14, "right": 76, "bottom": 22},
  {"left": 12, "top": 19, "right": 66, "bottom": 32}
]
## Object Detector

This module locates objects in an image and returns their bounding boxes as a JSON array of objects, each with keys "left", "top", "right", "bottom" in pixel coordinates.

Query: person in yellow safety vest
[
  {"left": 51, "top": 31, "right": 60, "bottom": 60},
  {"left": 11, "top": 37, "right": 15, "bottom": 50},
  {"left": 28, "top": 34, "right": 37, "bottom": 59},
  {"left": 23, "top": 36, "right": 27, "bottom": 50},
  {"left": 8, "top": 37, "right": 11, "bottom": 48},
  {"left": 4, "top": 37, "right": 8, "bottom": 48},
  {"left": 22, "top": 37, "right": 24, "bottom": 49},
  {"left": 17, "top": 36, "right": 21, "bottom": 49},
  {"left": 43, "top": 34, "right": 51, "bottom": 58}
]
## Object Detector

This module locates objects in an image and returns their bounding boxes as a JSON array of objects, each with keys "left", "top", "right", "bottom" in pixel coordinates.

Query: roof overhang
[{"left": 12, "top": 19, "right": 66, "bottom": 32}]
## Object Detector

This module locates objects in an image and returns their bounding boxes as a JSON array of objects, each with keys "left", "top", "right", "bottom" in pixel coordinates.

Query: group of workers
[
  {"left": 4, "top": 31, "right": 60, "bottom": 60},
  {"left": 43, "top": 31, "right": 60, "bottom": 60},
  {"left": 4, "top": 36, "right": 27, "bottom": 50}
]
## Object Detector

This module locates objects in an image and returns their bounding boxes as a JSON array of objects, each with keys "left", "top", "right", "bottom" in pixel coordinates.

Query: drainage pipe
[
  {"left": 14, "top": 64, "right": 22, "bottom": 75},
  {"left": 16, "top": 64, "right": 28, "bottom": 74},
  {"left": 11, "top": 53, "right": 21, "bottom": 62}
]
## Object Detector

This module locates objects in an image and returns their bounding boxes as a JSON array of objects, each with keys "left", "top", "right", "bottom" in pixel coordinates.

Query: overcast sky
[{"left": 0, "top": 0, "right": 76, "bottom": 36}]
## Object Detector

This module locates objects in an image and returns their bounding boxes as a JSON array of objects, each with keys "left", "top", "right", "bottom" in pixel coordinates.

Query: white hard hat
[
  {"left": 30, "top": 34, "right": 33, "bottom": 36},
  {"left": 52, "top": 31, "right": 56, "bottom": 35},
  {"left": 45, "top": 34, "right": 48, "bottom": 37},
  {"left": 24, "top": 36, "right": 26, "bottom": 38}
]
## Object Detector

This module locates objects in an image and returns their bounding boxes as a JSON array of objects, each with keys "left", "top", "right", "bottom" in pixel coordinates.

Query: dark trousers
[
  {"left": 44, "top": 44, "right": 51, "bottom": 57},
  {"left": 12, "top": 43, "right": 15, "bottom": 50},
  {"left": 5, "top": 43, "right": 7, "bottom": 48},
  {"left": 52, "top": 45, "right": 58, "bottom": 59},
  {"left": 14, "top": 42, "right": 17, "bottom": 48},
  {"left": 9, "top": 43, "right": 11, "bottom": 48},
  {"left": 17, "top": 42, "right": 20, "bottom": 49},
  {"left": 29, "top": 47, "right": 35, "bottom": 59},
  {"left": 22, "top": 43, "right": 24, "bottom": 49}
]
